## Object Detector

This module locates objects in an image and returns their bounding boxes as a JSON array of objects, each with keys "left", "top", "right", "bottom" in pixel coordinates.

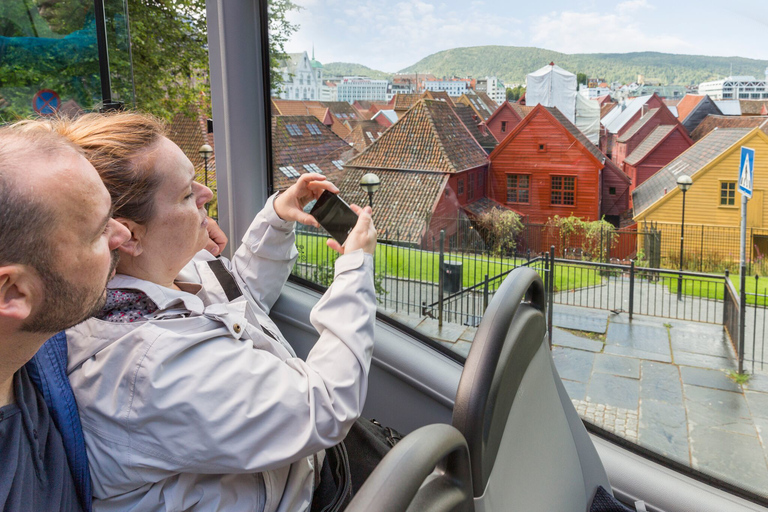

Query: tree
[
  {"left": 506, "top": 85, "right": 525, "bottom": 101},
  {"left": 576, "top": 72, "right": 588, "bottom": 85},
  {"left": 267, "top": 0, "right": 300, "bottom": 93}
]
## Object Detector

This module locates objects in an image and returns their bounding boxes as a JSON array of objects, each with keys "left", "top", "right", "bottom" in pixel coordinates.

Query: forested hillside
[{"left": 322, "top": 62, "right": 392, "bottom": 80}]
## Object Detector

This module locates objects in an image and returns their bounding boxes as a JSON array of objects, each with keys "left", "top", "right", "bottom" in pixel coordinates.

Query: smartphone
[{"left": 309, "top": 190, "right": 358, "bottom": 245}]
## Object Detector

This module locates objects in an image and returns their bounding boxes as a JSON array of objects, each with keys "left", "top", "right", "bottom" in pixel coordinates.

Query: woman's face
[{"left": 139, "top": 137, "right": 213, "bottom": 276}]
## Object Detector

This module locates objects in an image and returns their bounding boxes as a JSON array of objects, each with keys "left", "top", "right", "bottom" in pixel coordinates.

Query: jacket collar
[{"left": 107, "top": 274, "right": 205, "bottom": 316}]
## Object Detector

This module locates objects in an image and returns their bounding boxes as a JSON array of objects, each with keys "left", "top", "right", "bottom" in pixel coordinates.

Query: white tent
[{"left": 526, "top": 63, "right": 600, "bottom": 144}]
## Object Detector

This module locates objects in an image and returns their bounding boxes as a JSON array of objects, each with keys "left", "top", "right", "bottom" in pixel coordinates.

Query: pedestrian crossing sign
[{"left": 739, "top": 146, "right": 755, "bottom": 198}]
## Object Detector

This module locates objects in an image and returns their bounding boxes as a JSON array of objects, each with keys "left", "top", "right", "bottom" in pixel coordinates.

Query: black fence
[{"left": 743, "top": 275, "right": 768, "bottom": 374}]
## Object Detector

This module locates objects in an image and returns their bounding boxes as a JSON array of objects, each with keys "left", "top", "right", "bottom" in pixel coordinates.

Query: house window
[
  {"left": 501, "top": 121, "right": 507, "bottom": 133},
  {"left": 720, "top": 182, "right": 736, "bottom": 206},
  {"left": 538, "top": 143, "right": 547, "bottom": 152},
  {"left": 609, "top": 187, "right": 616, "bottom": 195},
  {"left": 551, "top": 176, "right": 576, "bottom": 205},
  {"left": 286, "top": 124, "right": 302, "bottom": 136},
  {"left": 506, "top": 174, "right": 530, "bottom": 203},
  {"left": 458, "top": 178, "right": 464, "bottom": 195},
  {"left": 468, "top": 174, "right": 475, "bottom": 199},
  {"left": 306, "top": 123, "right": 322, "bottom": 135}
]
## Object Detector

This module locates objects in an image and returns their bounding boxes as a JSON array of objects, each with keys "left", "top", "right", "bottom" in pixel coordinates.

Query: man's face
[{"left": 21, "top": 151, "right": 130, "bottom": 333}]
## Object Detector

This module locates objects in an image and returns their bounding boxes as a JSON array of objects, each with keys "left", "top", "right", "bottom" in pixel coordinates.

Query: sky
[{"left": 284, "top": 0, "right": 768, "bottom": 72}]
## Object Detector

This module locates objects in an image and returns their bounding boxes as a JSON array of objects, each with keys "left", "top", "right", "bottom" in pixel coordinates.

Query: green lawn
[
  {"left": 295, "top": 232, "right": 602, "bottom": 292},
  {"left": 658, "top": 272, "right": 768, "bottom": 306}
]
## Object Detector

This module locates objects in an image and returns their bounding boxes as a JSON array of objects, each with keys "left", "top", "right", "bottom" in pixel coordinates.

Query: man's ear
[
  {"left": 115, "top": 218, "right": 145, "bottom": 257},
  {"left": 0, "top": 265, "right": 39, "bottom": 323}
]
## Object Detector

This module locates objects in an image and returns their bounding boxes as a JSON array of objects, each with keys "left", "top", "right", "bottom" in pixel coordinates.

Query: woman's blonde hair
[{"left": 14, "top": 111, "right": 168, "bottom": 225}]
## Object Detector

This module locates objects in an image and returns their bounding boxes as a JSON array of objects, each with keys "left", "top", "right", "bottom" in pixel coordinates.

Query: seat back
[
  {"left": 346, "top": 424, "right": 474, "bottom": 512},
  {"left": 452, "top": 268, "right": 610, "bottom": 511}
]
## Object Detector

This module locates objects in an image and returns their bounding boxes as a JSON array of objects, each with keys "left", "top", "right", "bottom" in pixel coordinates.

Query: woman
[{"left": 45, "top": 112, "right": 377, "bottom": 511}]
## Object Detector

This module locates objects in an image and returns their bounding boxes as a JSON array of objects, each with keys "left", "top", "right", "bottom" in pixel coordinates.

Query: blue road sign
[
  {"left": 32, "top": 89, "right": 61, "bottom": 115},
  {"left": 739, "top": 146, "right": 755, "bottom": 198}
]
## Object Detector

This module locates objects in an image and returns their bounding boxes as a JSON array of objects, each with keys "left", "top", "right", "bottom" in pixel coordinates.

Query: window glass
[
  {"left": 507, "top": 174, "right": 529, "bottom": 203},
  {"left": 720, "top": 181, "right": 736, "bottom": 205},
  {"left": 551, "top": 176, "right": 575, "bottom": 205}
]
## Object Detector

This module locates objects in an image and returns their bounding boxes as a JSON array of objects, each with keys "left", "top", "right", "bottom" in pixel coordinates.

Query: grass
[
  {"left": 295, "top": 232, "right": 602, "bottom": 292},
  {"left": 727, "top": 370, "right": 751, "bottom": 385},
  {"left": 561, "top": 327, "right": 606, "bottom": 343},
  {"left": 658, "top": 272, "right": 768, "bottom": 305}
]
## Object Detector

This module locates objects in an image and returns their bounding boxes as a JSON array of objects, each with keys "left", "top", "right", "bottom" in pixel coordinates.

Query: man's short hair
[{"left": 0, "top": 127, "right": 81, "bottom": 274}]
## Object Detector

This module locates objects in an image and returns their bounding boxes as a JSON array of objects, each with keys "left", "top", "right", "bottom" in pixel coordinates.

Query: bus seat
[
  {"left": 345, "top": 423, "right": 474, "bottom": 512},
  {"left": 452, "top": 267, "right": 612, "bottom": 512}
]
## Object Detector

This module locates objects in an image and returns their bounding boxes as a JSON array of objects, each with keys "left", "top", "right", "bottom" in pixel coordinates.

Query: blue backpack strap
[{"left": 26, "top": 332, "right": 92, "bottom": 512}]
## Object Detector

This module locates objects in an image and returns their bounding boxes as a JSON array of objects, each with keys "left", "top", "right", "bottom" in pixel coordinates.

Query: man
[{"left": 0, "top": 127, "right": 131, "bottom": 511}]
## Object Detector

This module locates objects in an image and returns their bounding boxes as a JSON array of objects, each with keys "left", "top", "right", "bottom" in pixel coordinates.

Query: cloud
[{"left": 530, "top": 4, "right": 693, "bottom": 55}]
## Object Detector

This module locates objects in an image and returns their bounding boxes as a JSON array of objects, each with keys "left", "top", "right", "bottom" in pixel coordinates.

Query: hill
[
  {"left": 322, "top": 62, "right": 392, "bottom": 80},
  {"left": 397, "top": 46, "right": 768, "bottom": 85}
]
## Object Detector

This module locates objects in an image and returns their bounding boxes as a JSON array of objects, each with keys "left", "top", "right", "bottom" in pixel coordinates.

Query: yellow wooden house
[{"left": 632, "top": 127, "right": 768, "bottom": 266}]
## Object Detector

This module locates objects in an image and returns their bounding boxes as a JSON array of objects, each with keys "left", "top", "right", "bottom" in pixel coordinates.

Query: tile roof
[
  {"left": 624, "top": 125, "right": 676, "bottom": 166},
  {"left": 456, "top": 92, "right": 495, "bottom": 121},
  {"left": 168, "top": 112, "right": 216, "bottom": 189},
  {"left": 424, "top": 90, "right": 455, "bottom": 106},
  {"left": 320, "top": 101, "right": 362, "bottom": 121},
  {"left": 617, "top": 108, "right": 659, "bottom": 143},
  {"left": 511, "top": 103, "right": 534, "bottom": 118},
  {"left": 346, "top": 99, "right": 489, "bottom": 173},
  {"left": 271, "top": 99, "right": 324, "bottom": 116},
  {"left": 337, "top": 167, "right": 448, "bottom": 244},
  {"left": 476, "top": 91, "right": 499, "bottom": 112},
  {"left": 452, "top": 105, "right": 498, "bottom": 149},
  {"left": 544, "top": 107, "right": 606, "bottom": 164},
  {"left": 690, "top": 115, "right": 768, "bottom": 142},
  {"left": 675, "top": 95, "right": 705, "bottom": 122},
  {"left": 462, "top": 197, "right": 512, "bottom": 218},
  {"left": 393, "top": 93, "right": 423, "bottom": 112},
  {"left": 344, "top": 120, "right": 386, "bottom": 152},
  {"left": 632, "top": 128, "right": 753, "bottom": 216},
  {"left": 739, "top": 100, "right": 768, "bottom": 116},
  {"left": 271, "top": 115, "right": 352, "bottom": 191}
]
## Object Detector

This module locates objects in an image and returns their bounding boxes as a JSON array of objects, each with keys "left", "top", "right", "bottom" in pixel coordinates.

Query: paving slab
[
  {"left": 553, "top": 305, "right": 609, "bottom": 334},
  {"left": 673, "top": 351, "right": 736, "bottom": 371},
  {"left": 745, "top": 373, "right": 768, "bottom": 394},
  {"left": 552, "top": 346, "right": 595, "bottom": 383},
  {"left": 681, "top": 367, "right": 741, "bottom": 393},
  {"left": 605, "top": 322, "right": 671, "bottom": 356},
  {"left": 561, "top": 379, "right": 587, "bottom": 401},
  {"left": 587, "top": 373, "right": 639, "bottom": 410},
  {"left": 603, "top": 345, "right": 672, "bottom": 363},
  {"left": 594, "top": 353, "right": 640, "bottom": 379},
  {"left": 384, "top": 311, "right": 423, "bottom": 329},
  {"left": 684, "top": 385, "right": 756, "bottom": 437},
  {"left": 608, "top": 313, "right": 663, "bottom": 326},
  {"left": 640, "top": 361, "right": 683, "bottom": 403},
  {"left": 670, "top": 325, "right": 732, "bottom": 358},
  {"left": 413, "top": 318, "right": 466, "bottom": 343},
  {"left": 689, "top": 426, "right": 768, "bottom": 494},
  {"left": 745, "top": 391, "right": 768, "bottom": 420},
  {"left": 639, "top": 398, "right": 690, "bottom": 463},
  {"left": 551, "top": 327, "right": 604, "bottom": 352},
  {"left": 459, "top": 326, "right": 477, "bottom": 343},
  {"left": 754, "top": 417, "right": 768, "bottom": 464}
]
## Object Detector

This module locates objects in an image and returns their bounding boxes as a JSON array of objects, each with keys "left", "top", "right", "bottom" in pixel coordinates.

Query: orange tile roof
[
  {"left": 452, "top": 104, "right": 498, "bottom": 149},
  {"left": 393, "top": 93, "right": 423, "bottom": 112},
  {"left": 271, "top": 115, "right": 352, "bottom": 191},
  {"left": 690, "top": 115, "right": 768, "bottom": 141},
  {"left": 423, "top": 90, "right": 455, "bottom": 107},
  {"left": 344, "top": 121, "right": 387, "bottom": 152},
  {"left": 337, "top": 167, "right": 448, "bottom": 244},
  {"left": 675, "top": 94, "right": 705, "bottom": 122},
  {"left": 168, "top": 112, "right": 216, "bottom": 189},
  {"left": 346, "top": 99, "right": 489, "bottom": 173},
  {"left": 271, "top": 99, "right": 324, "bottom": 116}
]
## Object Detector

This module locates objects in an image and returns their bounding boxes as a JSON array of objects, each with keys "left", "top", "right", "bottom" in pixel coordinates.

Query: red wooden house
[
  {"left": 622, "top": 124, "right": 693, "bottom": 208},
  {"left": 488, "top": 104, "right": 630, "bottom": 225},
  {"left": 600, "top": 93, "right": 666, "bottom": 158},
  {"left": 486, "top": 101, "right": 524, "bottom": 143},
  {"left": 612, "top": 105, "right": 681, "bottom": 168}
]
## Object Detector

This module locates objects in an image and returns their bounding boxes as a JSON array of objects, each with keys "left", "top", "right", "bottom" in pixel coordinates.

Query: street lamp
[
  {"left": 676, "top": 174, "right": 692, "bottom": 300},
  {"left": 359, "top": 172, "right": 381, "bottom": 208},
  {"left": 198, "top": 144, "right": 213, "bottom": 189}
]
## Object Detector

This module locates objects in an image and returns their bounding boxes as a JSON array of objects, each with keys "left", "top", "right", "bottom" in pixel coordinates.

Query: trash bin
[{"left": 442, "top": 260, "right": 463, "bottom": 294}]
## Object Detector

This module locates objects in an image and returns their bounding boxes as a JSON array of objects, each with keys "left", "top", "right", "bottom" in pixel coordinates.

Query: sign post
[{"left": 737, "top": 146, "right": 755, "bottom": 374}]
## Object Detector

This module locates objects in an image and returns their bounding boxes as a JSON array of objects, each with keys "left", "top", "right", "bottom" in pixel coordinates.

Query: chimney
[{"left": 642, "top": 104, "right": 649, "bottom": 116}]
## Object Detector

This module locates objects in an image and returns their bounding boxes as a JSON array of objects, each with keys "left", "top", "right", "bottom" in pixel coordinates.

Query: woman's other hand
[
  {"left": 204, "top": 217, "right": 228, "bottom": 256},
  {"left": 327, "top": 205, "right": 376, "bottom": 255},
  {"left": 274, "top": 173, "right": 338, "bottom": 227}
]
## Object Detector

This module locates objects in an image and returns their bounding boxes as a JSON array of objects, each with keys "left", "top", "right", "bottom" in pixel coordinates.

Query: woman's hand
[
  {"left": 327, "top": 205, "right": 376, "bottom": 255},
  {"left": 274, "top": 173, "right": 338, "bottom": 227},
  {"left": 204, "top": 217, "right": 228, "bottom": 256}
]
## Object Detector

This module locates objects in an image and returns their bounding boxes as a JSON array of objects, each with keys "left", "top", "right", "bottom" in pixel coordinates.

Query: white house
[
  {"left": 336, "top": 77, "right": 388, "bottom": 103},
  {"left": 476, "top": 77, "right": 506, "bottom": 105},
  {"left": 422, "top": 79, "right": 469, "bottom": 97},
  {"left": 275, "top": 51, "right": 323, "bottom": 101},
  {"left": 698, "top": 71, "right": 768, "bottom": 100}
]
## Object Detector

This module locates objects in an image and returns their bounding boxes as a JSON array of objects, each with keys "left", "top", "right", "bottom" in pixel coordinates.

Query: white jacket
[{"left": 66, "top": 196, "right": 376, "bottom": 512}]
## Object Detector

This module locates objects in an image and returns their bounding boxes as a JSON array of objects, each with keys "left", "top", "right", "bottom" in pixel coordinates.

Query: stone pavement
[{"left": 551, "top": 304, "right": 768, "bottom": 497}]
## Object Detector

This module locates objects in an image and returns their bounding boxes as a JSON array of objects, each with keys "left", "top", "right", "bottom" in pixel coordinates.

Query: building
[
  {"left": 675, "top": 94, "right": 723, "bottom": 135},
  {"left": 422, "top": 79, "right": 469, "bottom": 97},
  {"left": 485, "top": 101, "right": 525, "bottom": 143},
  {"left": 455, "top": 91, "right": 497, "bottom": 121},
  {"left": 271, "top": 115, "right": 352, "bottom": 190},
  {"left": 335, "top": 77, "right": 388, "bottom": 103},
  {"left": 488, "top": 104, "right": 630, "bottom": 226},
  {"left": 342, "top": 99, "right": 490, "bottom": 247},
  {"left": 476, "top": 77, "right": 506, "bottom": 106},
  {"left": 321, "top": 81, "right": 337, "bottom": 102},
  {"left": 451, "top": 104, "right": 498, "bottom": 154},
  {"left": 601, "top": 94, "right": 667, "bottom": 157},
  {"left": 690, "top": 115, "right": 768, "bottom": 142},
  {"left": 344, "top": 120, "right": 386, "bottom": 153},
  {"left": 612, "top": 105, "right": 682, "bottom": 169},
  {"left": 275, "top": 51, "right": 323, "bottom": 101},
  {"left": 698, "top": 72, "right": 768, "bottom": 100},
  {"left": 579, "top": 84, "right": 612, "bottom": 99},
  {"left": 633, "top": 128, "right": 768, "bottom": 258}
]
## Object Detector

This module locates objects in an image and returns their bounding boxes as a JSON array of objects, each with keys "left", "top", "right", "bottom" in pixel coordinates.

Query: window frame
[
  {"left": 551, "top": 175, "right": 576, "bottom": 207},
  {"left": 720, "top": 181, "right": 737, "bottom": 207},
  {"left": 506, "top": 173, "right": 531, "bottom": 204}
]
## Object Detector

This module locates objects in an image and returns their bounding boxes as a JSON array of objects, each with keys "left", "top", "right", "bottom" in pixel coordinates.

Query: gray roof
[
  {"left": 714, "top": 100, "right": 741, "bottom": 116},
  {"left": 618, "top": 108, "right": 659, "bottom": 143},
  {"left": 632, "top": 128, "right": 752, "bottom": 216},
  {"left": 603, "top": 95, "right": 653, "bottom": 134},
  {"left": 624, "top": 125, "right": 677, "bottom": 166}
]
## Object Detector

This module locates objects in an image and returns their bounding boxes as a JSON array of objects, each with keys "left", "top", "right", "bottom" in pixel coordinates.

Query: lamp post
[
  {"left": 198, "top": 144, "right": 213, "bottom": 189},
  {"left": 676, "top": 174, "right": 692, "bottom": 300},
  {"left": 359, "top": 172, "right": 381, "bottom": 208}
]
